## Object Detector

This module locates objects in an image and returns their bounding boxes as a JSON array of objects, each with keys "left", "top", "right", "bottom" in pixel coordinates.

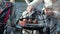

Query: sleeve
[
  {"left": 25, "top": 0, "right": 42, "bottom": 8},
  {"left": 53, "top": 11, "right": 60, "bottom": 18},
  {"left": 22, "top": 11, "right": 28, "bottom": 18},
  {"left": 25, "top": 0, "right": 30, "bottom": 5}
]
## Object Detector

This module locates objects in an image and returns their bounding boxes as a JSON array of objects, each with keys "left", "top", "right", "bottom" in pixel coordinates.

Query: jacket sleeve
[
  {"left": 25, "top": 0, "right": 30, "bottom": 5},
  {"left": 25, "top": 0, "right": 42, "bottom": 8},
  {"left": 53, "top": 11, "right": 60, "bottom": 19}
]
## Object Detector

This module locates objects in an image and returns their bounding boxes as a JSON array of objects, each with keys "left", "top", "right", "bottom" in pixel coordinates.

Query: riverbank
[{"left": 15, "top": 0, "right": 24, "bottom": 2}]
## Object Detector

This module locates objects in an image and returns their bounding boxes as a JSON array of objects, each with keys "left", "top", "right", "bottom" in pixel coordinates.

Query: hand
[
  {"left": 19, "top": 19, "right": 27, "bottom": 26},
  {"left": 33, "top": 19, "right": 38, "bottom": 24},
  {"left": 27, "top": 5, "right": 34, "bottom": 12},
  {"left": 28, "top": 19, "right": 32, "bottom": 23},
  {"left": 44, "top": 9, "right": 53, "bottom": 16}
]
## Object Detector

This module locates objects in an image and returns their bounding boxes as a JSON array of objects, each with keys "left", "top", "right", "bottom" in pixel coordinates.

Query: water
[
  {"left": 15, "top": 2, "right": 27, "bottom": 11},
  {"left": 15, "top": 2, "right": 27, "bottom": 21}
]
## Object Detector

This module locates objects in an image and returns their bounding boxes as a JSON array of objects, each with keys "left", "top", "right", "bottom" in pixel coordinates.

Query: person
[
  {"left": 0, "top": 1, "right": 14, "bottom": 34},
  {"left": 19, "top": 10, "right": 38, "bottom": 26},
  {"left": 18, "top": 10, "right": 38, "bottom": 34},
  {"left": 19, "top": 0, "right": 43, "bottom": 27}
]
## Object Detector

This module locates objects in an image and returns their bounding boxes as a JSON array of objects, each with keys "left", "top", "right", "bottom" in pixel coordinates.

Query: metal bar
[
  {"left": 39, "top": 29, "right": 43, "bottom": 34},
  {"left": 32, "top": 30, "right": 33, "bottom": 34}
]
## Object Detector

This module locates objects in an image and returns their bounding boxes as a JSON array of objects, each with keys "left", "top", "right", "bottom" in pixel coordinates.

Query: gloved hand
[{"left": 19, "top": 19, "right": 27, "bottom": 27}]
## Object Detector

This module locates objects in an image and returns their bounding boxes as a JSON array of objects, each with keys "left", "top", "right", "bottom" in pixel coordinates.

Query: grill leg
[
  {"left": 46, "top": 27, "right": 50, "bottom": 34},
  {"left": 39, "top": 29, "right": 43, "bottom": 34},
  {"left": 32, "top": 30, "right": 33, "bottom": 34}
]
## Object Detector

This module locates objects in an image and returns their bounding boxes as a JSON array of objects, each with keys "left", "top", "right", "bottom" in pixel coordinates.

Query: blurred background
[{"left": 1, "top": 0, "right": 60, "bottom": 34}]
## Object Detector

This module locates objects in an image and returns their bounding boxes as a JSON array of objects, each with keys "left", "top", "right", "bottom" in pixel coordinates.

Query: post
[{"left": 10, "top": 0, "right": 16, "bottom": 26}]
